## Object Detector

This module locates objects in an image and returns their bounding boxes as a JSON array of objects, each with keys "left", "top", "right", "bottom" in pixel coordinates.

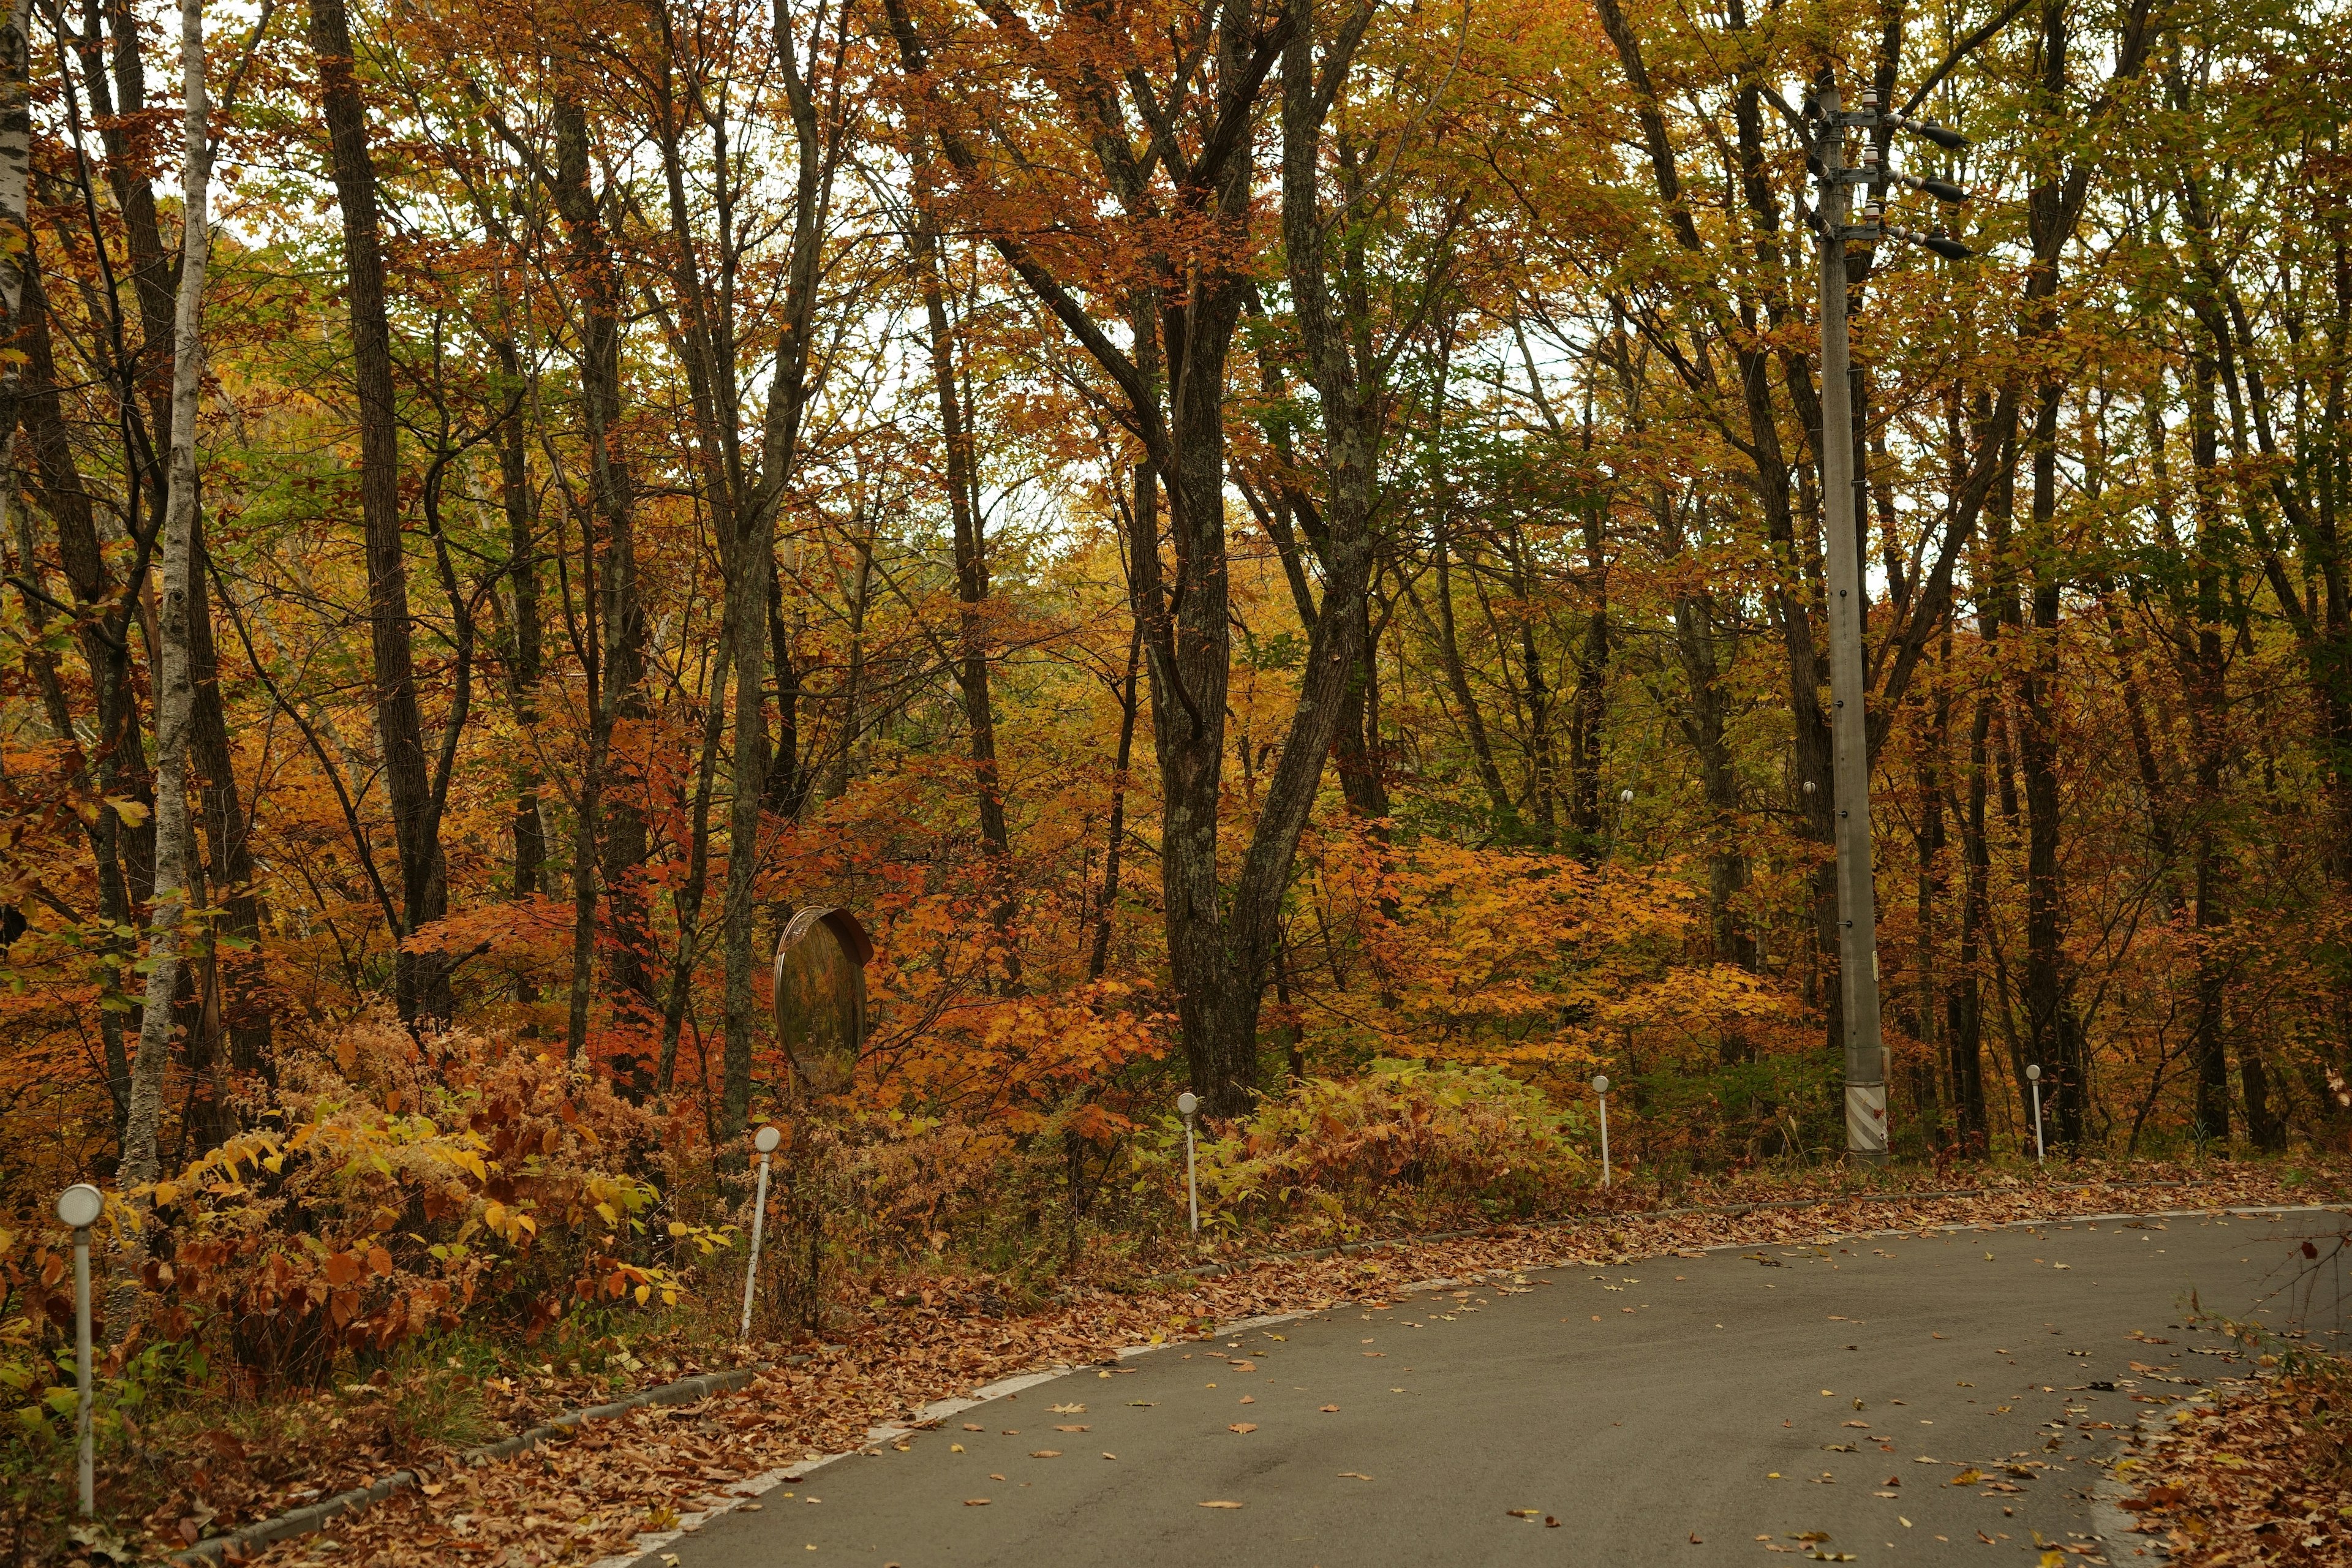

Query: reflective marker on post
[
  {"left": 56, "top": 1183, "right": 102, "bottom": 1517},
  {"left": 1177, "top": 1092, "right": 1200, "bottom": 1234},
  {"left": 2026, "top": 1065, "right": 2045, "bottom": 1166},
  {"left": 741, "top": 1125, "right": 782, "bottom": 1338},
  {"left": 1591, "top": 1076, "right": 1611, "bottom": 1188}
]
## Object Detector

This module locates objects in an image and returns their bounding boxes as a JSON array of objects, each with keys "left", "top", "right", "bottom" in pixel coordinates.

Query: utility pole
[{"left": 1809, "top": 69, "right": 1973, "bottom": 1165}]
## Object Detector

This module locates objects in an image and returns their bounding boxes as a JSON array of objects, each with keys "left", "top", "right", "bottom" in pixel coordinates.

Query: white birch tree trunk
[
  {"left": 119, "top": 0, "right": 214, "bottom": 1192},
  {"left": 0, "top": 0, "right": 37, "bottom": 532}
]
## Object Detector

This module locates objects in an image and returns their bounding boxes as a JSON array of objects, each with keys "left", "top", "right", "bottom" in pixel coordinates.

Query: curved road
[{"left": 636, "top": 1207, "right": 2347, "bottom": 1567}]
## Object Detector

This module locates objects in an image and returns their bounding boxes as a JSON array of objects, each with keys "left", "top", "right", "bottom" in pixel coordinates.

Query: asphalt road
[{"left": 638, "top": 1207, "right": 2349, "bottom": 1567}]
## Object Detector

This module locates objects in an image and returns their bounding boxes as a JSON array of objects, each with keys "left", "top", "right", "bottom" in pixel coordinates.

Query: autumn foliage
[{"left": 0, "top": 0, "right": 2346, "bottom": 1536}]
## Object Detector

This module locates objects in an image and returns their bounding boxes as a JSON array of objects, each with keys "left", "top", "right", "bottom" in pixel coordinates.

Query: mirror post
[
  {"left": 740, "top": 1126, "right": 782, "bottom": 1338},
  {"left": 74, "top": 1222, "right": 91, "bottom": 1513},
  {"left": 1177, "top": 1092, "right": 1200, "bottom": 1234},
  {"left": 1591, "top": 1076, "right": 1611, "bottom": 1188},
  {"left": 55, "top": 1184, "right": 103, "bottom": 1515},
  {"left": 2026, "top": 1065, "right": 2045, "bottom": 1166}
]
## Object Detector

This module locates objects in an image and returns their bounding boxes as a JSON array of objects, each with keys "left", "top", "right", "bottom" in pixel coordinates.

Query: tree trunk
[
  {"left": 1090, "top": 611, "right": 1144, "bottom": 983},
  {"left": 2017, "top": 384, "right": 2084, "bottom": 1145},
  {"left": 548, "top": 96, "right": 654, "bottom": 1062},
  {"left": 913, "top": 209, "right": 1018, "bottom": 978},
  {"left": 306, "top": 0, "right": 445, "bottom": 1023},
  {"left": 1950, "top": 685, "right": 1993, "bottom": 1153},
  {"left": 20, "top": 263, "right": 137, "bottom": 1133},
  {"left": 495, "top": 333, "right": 545, "bottom": 914},
  {"left": 123, "top": 0, "right": 212, "bottom": 1193},
  {"left": 721, "top": 12, "right": 832, "bottom": 1139},
  {"left": 1566, "top": 506, "right": 1609, "bottom": 862}
]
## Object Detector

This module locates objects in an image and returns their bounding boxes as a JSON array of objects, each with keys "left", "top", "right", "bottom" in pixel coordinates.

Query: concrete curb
[
  {"left": 2089, "top": 1389, "right": 2208, "bottom": 1564},
  {"left": 172, "top": 1363, "right": 781, "bottom": 1564}
]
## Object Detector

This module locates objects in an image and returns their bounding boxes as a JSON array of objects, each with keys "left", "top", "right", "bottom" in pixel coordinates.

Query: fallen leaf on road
[
  {"left": 1102, "top": 1452, "right": 1116, "bottom": 1460},
  {"left": 1050, "top": 1404, "right": 1084, "bottom": 1414},
  {"left": 1128, "top": 1401, "right": 1155, "bottom": 1407},
  {"left": 1228, "top": 1423, "right": 1257, "bottom": 1434},
  {"left": 950, "top": 1444, "right": 964, "bottom": 1452},
  {"left": 1689, "top": 1531, "right": 1703, "bottom": 1544},
  {"left": 1363, "top": 1351, "right": 1385, "bottom": 1357},
  {"left": 1320, "top": 1404, "right": 1340, "bottom": 1413},
  {"left": 963, "top": 1499, "right": 990, "bottom": 1507},
  {"left": 1507, "top": 1509, "right": 1542, "bottom": 1519},
  {"left": 1199, "top": 1500, "right": 1243, "bottom": 1509},
  {"left": 1054, "top": 1424, "right": 1087, "bottom": 1432},
  {"left": 1547, "top": 1517, "right": 1560, "bottom": 1528},
  {"left": 962, "top": 1423, "right": 983, "bottom": 1431},
  {"left": 1338, "top": 1472, "right": 1371, "bottom": 1480},
  {"left": 1238, "top": 1396, "right": 1254, "bottom": 1404},
  {"left": 1028, "top": 1450, "right": 1061, "bottom": 1458},
  {"left": 1951, "top": 1469, "right": 1983, "bottom": 1486},
  {"left": 1842, "top": 1420, "right": 1870, "bottom": 1428}
]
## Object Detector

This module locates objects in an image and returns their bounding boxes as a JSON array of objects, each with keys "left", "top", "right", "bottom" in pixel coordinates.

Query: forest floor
[{"left": 20, "top": 1157, "right": 2348, "bottom": 1567}]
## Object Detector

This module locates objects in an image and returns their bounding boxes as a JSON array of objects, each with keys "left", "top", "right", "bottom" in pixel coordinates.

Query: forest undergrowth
[{"left": 5, "top": 1008, "right": 2342, "bottom": 1566}]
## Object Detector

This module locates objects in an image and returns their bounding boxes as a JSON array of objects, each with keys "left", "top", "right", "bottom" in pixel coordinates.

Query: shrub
[
  {"left": 129, "top": 1012, "right": 730, "bottom": 1392},
  {"left": 1184, "top": 1059, "right": 1589, "bottom": 1231}
]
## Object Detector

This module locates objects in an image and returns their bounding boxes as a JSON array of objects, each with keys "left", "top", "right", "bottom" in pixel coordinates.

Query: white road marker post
[
  {"left": 740, "top": 1125, "right": 782, "bottom": 1338},
  {"left": 2026, "top": 1065, "right": 2045, "bottom": 1167},
  {"left": 1592, "top": 1076, "right": 1611, "bottom": 1188},
  {"left": 1177, "top": 1091, "right": 1200, "bottom": 1234},
  {"left": 56, "top": 1183, "right": 102, "bottom": 1516}
]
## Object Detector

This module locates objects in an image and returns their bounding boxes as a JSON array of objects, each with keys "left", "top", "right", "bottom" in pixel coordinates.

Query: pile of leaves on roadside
[
  {"left": 2114, "top": 1286, "right": 2352, "bottom": 1564},
  {"left": 102, "top": 1159, "right": 2325, "bottom": 1568}
]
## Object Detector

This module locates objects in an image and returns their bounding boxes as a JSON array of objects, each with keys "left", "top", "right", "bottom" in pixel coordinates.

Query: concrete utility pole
[
  {"left": 1812, "top": 76, "right": 1889, "bottom": 1165},
  {"left": 1810, "top": 70, "right": 1973, "bottom": 1164}
]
